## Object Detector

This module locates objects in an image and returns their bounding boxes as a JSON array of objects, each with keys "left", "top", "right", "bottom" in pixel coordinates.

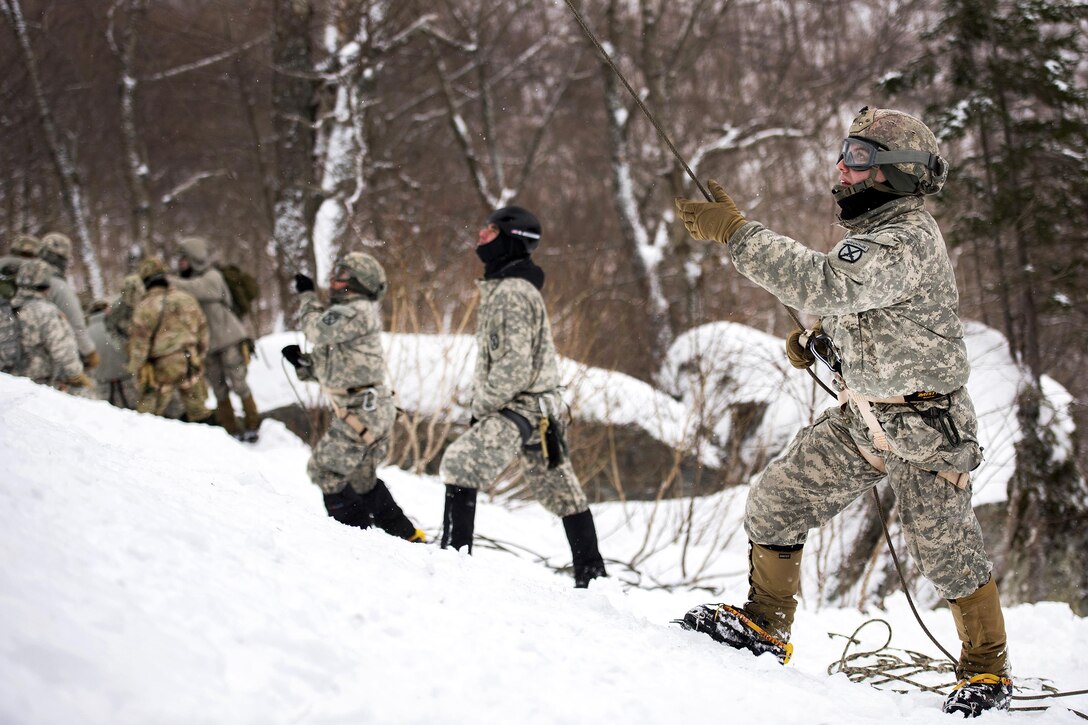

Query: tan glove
[
  {"left": 674, "top": 179, "right": 747, "bottom": 244},
  {"left": 785, "top": 321, "right": 821, "bottom": 369},
  {"left": 138, "top": 362, "right": 156, "bottom": 389},
  {"left": 65, "top": 372, "right": 95, "bottom": 389},
  {"left": 81, "top": 350, "right": 101, "bottom": 370}
]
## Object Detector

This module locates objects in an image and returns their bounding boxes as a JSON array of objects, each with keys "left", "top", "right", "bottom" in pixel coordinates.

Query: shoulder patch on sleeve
[
  {"left": 828, "top": 234, "right": 883, "bottom": 278},
  {"left": 320, "top": 304, "right": 358, "bottom": 327}
]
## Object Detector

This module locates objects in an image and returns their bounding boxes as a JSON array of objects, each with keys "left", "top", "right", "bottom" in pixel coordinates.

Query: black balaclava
[{"left": 477, "top": 206, "right": 545, "bottom": 288}]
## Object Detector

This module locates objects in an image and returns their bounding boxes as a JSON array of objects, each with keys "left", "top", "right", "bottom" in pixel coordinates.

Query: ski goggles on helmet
[{"left": 838, "top": 138, "right": 883, "bottom": 170}]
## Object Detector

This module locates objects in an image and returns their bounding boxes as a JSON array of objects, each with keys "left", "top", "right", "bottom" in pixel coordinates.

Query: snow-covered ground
[{"left": 2, "top": 369, "right": 1087, "bottom": 724}]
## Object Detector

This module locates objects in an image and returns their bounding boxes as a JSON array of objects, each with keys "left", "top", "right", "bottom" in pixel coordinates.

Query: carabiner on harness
[{"left": 808, "top": 331, "right": 842, "bottom": 374}]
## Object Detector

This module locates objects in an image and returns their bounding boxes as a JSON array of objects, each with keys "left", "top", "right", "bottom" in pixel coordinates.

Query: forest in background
[
  {"left": 2, "top": 4, "right": 1086, "bottom": 478},
  {"left": 3, "top": 0, "right": 1088, "bottom": 610}
]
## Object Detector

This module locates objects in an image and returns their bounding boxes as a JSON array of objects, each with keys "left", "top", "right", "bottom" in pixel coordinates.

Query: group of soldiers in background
[
  {"left": 0, "top": 232, "right": 259, "bottom": 442},
  {"left": 3, "top": 213, "right": 608, "bottom": 589}
]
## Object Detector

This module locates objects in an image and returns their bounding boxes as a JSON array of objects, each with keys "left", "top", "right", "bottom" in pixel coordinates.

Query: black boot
[
  {"left": 440, "top": 484, "right": 477, "bottom": 553},
  {"left": 323, "top": 487, "right": 371, "bottom": 528},
  {"left": 942, "top": 674, "right": 1012, "bottom": 717},
  {"left": 360, "top": 479, "right": 420, "bottom": 541},
  {"left": 562, "top": 509, "right": 607, "bottom": 588}
]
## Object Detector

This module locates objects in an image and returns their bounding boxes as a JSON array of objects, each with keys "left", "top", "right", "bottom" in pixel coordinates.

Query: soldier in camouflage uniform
[
  {"left": 675, "top": 108, "right": 1010, "bottom": 717},
  {"left": 9, "top": 259, "right": 92, "bottom": 393},
  {"left": 39, "top": 233, "right": 99, "bottom": 372},
  {"left": 282, "top": 253, "right": 424, "bottom": 543},
  {"left": 126, "top": 257, "right": 213, "bottom": 423},
  {"left": 1, "top": 234, "right": 43, "bottom": 299},
  {"left": 438, "top": 206, "right": 607, "bottom": 588},
  {"left": 171, "top": 236, "right": 259, "bottom": 441}
]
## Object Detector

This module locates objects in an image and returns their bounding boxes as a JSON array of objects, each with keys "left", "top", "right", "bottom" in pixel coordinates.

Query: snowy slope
[{"left": 1, "top": 374, "right": 1087, "bottom": 724}]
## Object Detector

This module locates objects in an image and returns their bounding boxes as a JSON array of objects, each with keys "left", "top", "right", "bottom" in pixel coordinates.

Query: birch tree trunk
[
  {"left": 2, "top": 0, "right": 104, "bottom": 296},
  {"left": 111, "top": 0, "right": 154, "bottom": 255}
]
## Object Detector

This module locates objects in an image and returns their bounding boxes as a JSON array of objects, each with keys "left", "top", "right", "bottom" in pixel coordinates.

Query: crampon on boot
[
  {"left": 673, "top": 603, "right": 793, "bottom": 665},
  {"left": 942, "top": 674, "right": 1012, "bottom": 717}
]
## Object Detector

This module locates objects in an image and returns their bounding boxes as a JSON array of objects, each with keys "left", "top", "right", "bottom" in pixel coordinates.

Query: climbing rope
[{"left": 828, "top": 619, "right": 1088, "bottom": 719}]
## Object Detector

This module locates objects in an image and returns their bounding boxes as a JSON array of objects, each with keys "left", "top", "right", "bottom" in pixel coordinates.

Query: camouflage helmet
[
  {"left": 9, "top": 234, "right": 42, "bottom": 258},
  {"left": 15, "top": 258, "right": 53, "bottom": 290},
  {"left": 837, "top": 107, "right": 948, "bottom": 198},
  {"left": 331, "top": 251, "right": 387, "bottom": 301},
  {"left": 119, "top": 273, "right": 146, "bottom": 306},
  {"left": 137, "top": 256, "right": 168, "bottom": 287},
  {"left": 41, "top": 232, "right": 72, "bottom": 260},
  {"left": 40, "top": 232, "right": 72, "bottom": 274}
]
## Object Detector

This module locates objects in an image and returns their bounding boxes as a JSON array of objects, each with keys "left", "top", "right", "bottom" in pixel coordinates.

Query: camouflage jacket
[
  {"left": 299, "top": 291, "right": 388, "bottom": 397},
  {"left": 10, "top": 292, "right": 83, "bottom": 385},
  {"left": 472, "top": 277, "right": 561, "bottom": 421},
  {"left": 47, "top": 274, "right": 95, "bottom": 357},
  {"left": 126, "top": 286, "right": 209, "bottom": 373},
  {"left": 730, "top": 196, "right": 969, "bottom": 398}
]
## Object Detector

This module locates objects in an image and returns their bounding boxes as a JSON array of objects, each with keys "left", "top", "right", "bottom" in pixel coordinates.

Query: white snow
[{"left": 1, "top": 318, "right": 1085, "bottom": 724}]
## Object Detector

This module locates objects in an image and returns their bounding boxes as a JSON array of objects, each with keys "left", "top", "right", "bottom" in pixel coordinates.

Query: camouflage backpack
[
  {"left": 217, "top": 263, "right": 259, "bottom": 318},
  {"left": 0, "top": 296, "right": 24, "bottom": 375}
]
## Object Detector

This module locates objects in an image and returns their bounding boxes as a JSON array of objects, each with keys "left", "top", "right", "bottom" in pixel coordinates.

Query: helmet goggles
[
  {"left": 838, "top": 138, "right": 883, "bottom": 170},
  {"left": 839, "top": 136, "right": 944, "bottom": 173}
]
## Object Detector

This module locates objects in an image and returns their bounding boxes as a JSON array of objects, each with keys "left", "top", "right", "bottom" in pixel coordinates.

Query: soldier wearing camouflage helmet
[
  {"left": 8, "top": 259, "right": 91, "bottom": 393},
  {"left": 1, "top": 234, "right": 43, "bottom": 300},
  {"left": 169, "top": 236, "right": 259, "bottom": 441},
  {"left": 437, "top": 206, "right": 608, "bottom": 589},
  {"left": 674, "top": 107, "right": 1010, "bottom": 716},
  {"left": 37, "top": 232, "right": 99, "bottom": 371},
  {"left": 282, "top": 252, "right": 425, "bottom": 543},
  {"left": 126, "top": 256, "right": 213, "bottom": 423}
]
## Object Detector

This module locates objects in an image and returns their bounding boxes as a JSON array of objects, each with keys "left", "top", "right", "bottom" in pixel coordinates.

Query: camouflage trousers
[
  {"left": 205, "top": 343, "right": 251, "bottom": 403},
  {"left": 136, "top": 351, "right": 211, "bottom": 422},
  {"left": 440, "top": 413, "right": 588, "bottom": 518},
  {"left": 745, "top": 386, "right": 990, "bottom": 600},
  {"left": 307, "top": 390, "right": 396, "bottom": 495}
]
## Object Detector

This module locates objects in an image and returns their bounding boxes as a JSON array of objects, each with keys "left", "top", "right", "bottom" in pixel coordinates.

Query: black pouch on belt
[{"left": 543, "top": 416, "right": 566, "bottom": 469}]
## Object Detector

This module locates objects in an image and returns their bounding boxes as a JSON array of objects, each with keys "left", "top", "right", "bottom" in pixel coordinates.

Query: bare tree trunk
[
  {"left": 597, "top": 0, "right": 674, "bottom": 358},
  {"left": 2, "top": 0, "right": 104, "bottom": 296},
  {"left": 272, "top": 0, "right": 319, "bottom": 282},
  {"left": 111, "top": 0, "right": 154, "bottom": 255}
]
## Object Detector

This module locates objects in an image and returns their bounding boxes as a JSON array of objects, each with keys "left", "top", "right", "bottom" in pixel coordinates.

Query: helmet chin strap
[{"left": 832, "top": 174, "right": 877, "bottom": 201}]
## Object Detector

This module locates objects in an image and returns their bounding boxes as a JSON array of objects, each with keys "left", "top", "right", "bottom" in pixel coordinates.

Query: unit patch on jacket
[{"left": 837, "top": 240, "right": 869, "bottom": 263}]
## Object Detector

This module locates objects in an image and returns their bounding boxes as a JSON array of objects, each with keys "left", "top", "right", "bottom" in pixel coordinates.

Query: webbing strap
[
  {"left": 841, "top": 388, "right": 970, "bottom": 490},
  {"left": 327, "top": 397, "right": 377, "bottom": 446}
]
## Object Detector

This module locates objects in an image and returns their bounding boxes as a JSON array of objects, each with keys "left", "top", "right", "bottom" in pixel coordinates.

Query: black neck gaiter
[
  {"left": 836, "top": 187, "right": 902, "bottom": 220},
  {"left": 483, "top": 256, "right": 545, "bottom": 290}
]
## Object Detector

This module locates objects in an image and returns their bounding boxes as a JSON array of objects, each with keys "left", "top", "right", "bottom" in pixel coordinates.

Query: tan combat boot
[
  {"left": 943, "top": 576, "right": 1012, "bottom": 716},
  {"left": 240, "top": 394, "right": 261, "bottom": 442},
  {"left": 675, "top": 542, "right": 801, "bottom": 664},
  {"left": 745, "top": 542, "right": 803, "bottom": 640},
  {"left": 215, "top": 399, "right": 241, "bottom": 436}
]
